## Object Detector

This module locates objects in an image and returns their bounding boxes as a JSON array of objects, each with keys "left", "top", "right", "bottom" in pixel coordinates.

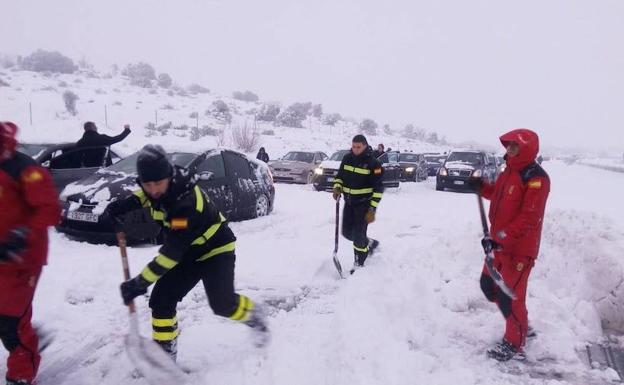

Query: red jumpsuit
[
  {"left": 0, "top": 122, "right": 60, "bottom": 384},
  {"left": 480, "top": 129, "right": 550, "bottom": 351}
]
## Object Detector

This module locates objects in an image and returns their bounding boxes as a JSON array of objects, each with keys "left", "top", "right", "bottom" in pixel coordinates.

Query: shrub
[
  {"left": 206, "top": 100, "right": 232, "bottom": 123},
  {"left": 311, "top": 104, "right": 323, "bottom": 118},
  {"left": 189, "top": 112, "right": 198, "bottom": 119},
  {"left": 161, "top": 104, "right": 175, "bottom": 110},
  {"left": 62, "top": 90, "right": 79, "bottom": 115},
  {"left": 232, "top": 124, "right": 260, "bottom": 152},
  {"left": 167, "top": 90, "right": 175, "bottom": 97},
  {"left": 95, "top": 88, "right": 106, "bottom": 95},
  {"left": 144, "top": 121, "right": 171, "bottom": 136},
  {"left": 0, "top": 54, "right": 16, "bottom": 69},
  {"left": 359, "top": 118, "right": 378, "bottom": 135},
  {"left": 173, "top": 124, "right": 189, "bottom": 131},
  {"left": 0, "top": 78, "right": 9, "bottom": 87},
  {"left": 190, "top": 125, "right": 220, "bottom": 141},
  {"left": 122, "top": 62, "right": 156, "bottom": 88},
  {"left": 261, "top": 129, "right": 275, "bottom": 136},
  {"left": 322, "top": 113, "right": 341, "bottom": 126},
  {"left": 232, "top": 90, "right": 259, "bottom": 102},
  {"left": 157, "top": 73, "right": 173, "bottom": 88},
  {"left": 187, "top": 83, "right": 210, "bottom": 94},
  {"left": 383, "top": 124, "right": 393, "bottom": 135},
  {"left": 257, "top": 103, "right": 280, "bottom": 122},
  {"left": 112, "top": 101, "right": 122, "bottom": 106},
  {"left": 58, "top": 81, "right": 68, "bottom": 88},
  {"left": 21, "top": 50, "right": 77, "bottom": 74},
  {"left": 276, "top": 102, "right": 311, "bottom": 128}
]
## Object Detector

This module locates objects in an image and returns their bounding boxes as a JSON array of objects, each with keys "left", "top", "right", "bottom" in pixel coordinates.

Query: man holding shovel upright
[
  {"left": 469, "top": 129, "right": 550, "bottom": 361},
  {"left": 105, "top": 145, "right": 269, "bottom": 362}
]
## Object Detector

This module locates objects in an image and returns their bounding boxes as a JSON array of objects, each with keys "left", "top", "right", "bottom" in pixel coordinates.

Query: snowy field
[{"left": 2, "top": 161, "right": 624, "bottom": 385}]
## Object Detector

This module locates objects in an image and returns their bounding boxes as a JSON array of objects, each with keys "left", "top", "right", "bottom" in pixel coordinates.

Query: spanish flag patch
[
  {"left": 528, "top": 180, "right": 542, "bottom": 189},
  {"left": 374, "top": 168, "right": 382, "bottom": 175},
  {"left": 171, "top": 218, "right": 189, "bottom": 230},
  {"left": 22, "top": 171, "right": 43, "bottom": 183}
]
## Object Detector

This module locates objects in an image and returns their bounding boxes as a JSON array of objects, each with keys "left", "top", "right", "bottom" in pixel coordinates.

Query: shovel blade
[
  {"left": 125, "top": 315, "right": 187, "bottom": 384},
  {"left": 332, "top": 251, "right": 344, "bottom": 279}
]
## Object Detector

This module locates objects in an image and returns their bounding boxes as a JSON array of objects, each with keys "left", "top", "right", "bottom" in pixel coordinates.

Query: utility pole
[
  {"left": 104, "top": 105, "right": 108, "bottom": 128},
  {"left": 29, "top": 102, "right": 32, "bottom": 125}
]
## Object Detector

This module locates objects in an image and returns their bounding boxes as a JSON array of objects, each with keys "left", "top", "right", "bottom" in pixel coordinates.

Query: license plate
[
  {"left": 67, "top": 211, "right": 99, "bottom": 223},
  {"left": 327, "top": 177, "right": 334, "bottom": 182},
  {"left": 454, "top": 180, "right": 465, "bottom": 185}
]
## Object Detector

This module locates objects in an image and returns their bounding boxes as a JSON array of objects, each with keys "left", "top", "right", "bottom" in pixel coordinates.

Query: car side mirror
[
  {"left": 42, "top": 160, "right": 51, "bottom": 168},
  {"left": 197, "top": 171, "right": 214, "bottom": 181}
]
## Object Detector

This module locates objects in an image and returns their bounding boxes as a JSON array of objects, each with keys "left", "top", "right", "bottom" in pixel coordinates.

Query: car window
[
  {"left": 378, "top": 153, "right": 389, "bottom": 163},
  {"left": 446, "top": 152, "right": 483, "bottom": 165},
  {"left": 321, "top": 153, "right": 328, "bottom": 160},
  {"left": 387, "top": 152, "right": 399, "bottom": 162},
  {"left": 282, "top": 151, "right": 314, "bottom": 163},
  {"left": 49, "top": 147, "right": 109, "bottom": 170},
  {"left": 330, "top": 150, "right": 349, "bottom": 161},
  {"left": 18, "top": 144, "right": 49, "bottom": 158},
  {"left": 197, "top": 154, "right": 226, "bottom": 179},
  {"left": 223, "top": 151, "right": 252, "bottom": 179},
  {"left": 399, "top": 153, "right": 419, "bottom": 162}
]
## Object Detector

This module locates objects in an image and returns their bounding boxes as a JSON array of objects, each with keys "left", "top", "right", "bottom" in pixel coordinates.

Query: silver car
[{"left": 269, "top": 151, "right": 328, "bottom": 184}]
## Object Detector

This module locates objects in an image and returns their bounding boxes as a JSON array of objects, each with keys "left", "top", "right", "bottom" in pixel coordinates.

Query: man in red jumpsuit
[
  {"left": 0, "top": 122, "right": 61, "bottom": 385},
  {"left": 473, "top": 128, "right": 550, "bottom": 361}
]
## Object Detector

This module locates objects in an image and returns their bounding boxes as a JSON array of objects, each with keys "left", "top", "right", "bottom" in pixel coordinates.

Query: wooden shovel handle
[{"left": 117, "top": 232, "right": 136, "bottom": 314}]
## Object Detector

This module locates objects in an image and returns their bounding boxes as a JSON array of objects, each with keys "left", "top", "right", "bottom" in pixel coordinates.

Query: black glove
[
  {"left": 120, "top": 276, "right": 150, "bottom": 305},
  {"left": 104, "top": 201, "right": 125, "bottom": 232},
  {"left": 481, "top": 236, "right": 501, "bottom": 254},
  {"left": 467, "top": 177, "right": 483, "bottom": 191},
  {"left": 0, "top": 227, "right": 29, "bottom": 263}
]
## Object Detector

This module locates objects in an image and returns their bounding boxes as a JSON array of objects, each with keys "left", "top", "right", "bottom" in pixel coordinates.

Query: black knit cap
[
  {"left": 352, "top": 134, "right": 368, "bottom": 144},
  {"left": 136, "top": 144, "right": 173, "bottom": 182}
]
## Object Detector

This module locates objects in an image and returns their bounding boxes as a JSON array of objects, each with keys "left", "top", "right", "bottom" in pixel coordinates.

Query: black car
[
  {"left": 398, "top": 152, "right": 428, "bottom": 182},
  {"left": 57, "top": 149, "right": 275, "bottom": 244},
  {"left": 312, "top": 150, "right": 401, "bottom": 191},
  {"left": 436, "top": 150, "right": 498, "bottom": 192},
  {"left": 424, "top": 153, "right": 447, "bottom": 176},
  {"left": 18, "top": 143, "right": 122, "bottom": 191}
]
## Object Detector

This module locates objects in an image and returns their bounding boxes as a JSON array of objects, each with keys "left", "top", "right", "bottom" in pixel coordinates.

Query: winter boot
[
  {"left": 368, "top": 238, "right": 380, "bottom": 257},
  {"left": 155, "top": 339, "right": 178, "bottom": 362},
  {"left": 486, "top": 339, "right": 526, "bottom": 362},
  {"left": 244, "top": 305, "right": 270, "bottom": 348}
]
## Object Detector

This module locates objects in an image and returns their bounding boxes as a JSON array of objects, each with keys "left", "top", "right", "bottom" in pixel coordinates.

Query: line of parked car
[{"left": 18, "top": 143, "right": 275, "bottom": 245}]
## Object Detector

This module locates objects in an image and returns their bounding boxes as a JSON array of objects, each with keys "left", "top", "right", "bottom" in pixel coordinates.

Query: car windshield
[
  {"left": 446, "top": 152, "right": 483, "bottom": 165},
  {"left": 106, "top": 152, "right": 196, "bottom": 173},
  {"left": 424, "top": 155, "right": 444, "bottom": 164},
  {"left": 18, "top": 144, "right": 50, "bottom": 158},
  {"left": 400, "top": 154, "right": 419, "bottom": 162},
  {"left": 282, "top": 152, "right": 314, "bottom": 163},
  {"left": 330, "top": 150, "right": 349, "bottom": 161}
]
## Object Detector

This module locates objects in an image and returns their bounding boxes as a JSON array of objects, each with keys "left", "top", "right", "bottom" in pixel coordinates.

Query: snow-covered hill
[{"left": 0, "top": 68, "right": 446, "bottom": 158}]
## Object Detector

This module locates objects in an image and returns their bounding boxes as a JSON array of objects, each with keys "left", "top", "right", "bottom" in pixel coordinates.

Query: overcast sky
[{"left": 2, "top": 0, "right": 623, "bottom": 151}]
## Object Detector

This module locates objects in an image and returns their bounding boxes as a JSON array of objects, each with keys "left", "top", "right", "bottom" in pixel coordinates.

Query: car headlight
[
  {"left": 472, "top": 169, "right": 482, "bottom": 177},
  {"left": 314, "top": 167, "right": 323, "bottom": 175},
  {"left": 405, "top": 167, "right": 414, "bottom": 172},
  {"left": 439, "top": 167, "right": 448, "bottom": 176}
]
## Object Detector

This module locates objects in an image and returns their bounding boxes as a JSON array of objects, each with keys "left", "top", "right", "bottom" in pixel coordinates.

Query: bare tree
[
  {"left": 62, "top": 90, "right": 79, "bottom": 115},
  {"left": 231, "top": 123, "right": 260, "bottom": 152}
]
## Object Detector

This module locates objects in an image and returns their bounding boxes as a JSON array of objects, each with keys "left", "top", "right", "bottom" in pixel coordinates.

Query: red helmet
[{"left": 0, "top": 121, "right": 19, "bottom": 162}]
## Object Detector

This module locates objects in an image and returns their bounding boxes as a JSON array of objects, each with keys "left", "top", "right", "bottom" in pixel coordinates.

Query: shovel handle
[{"left": 117, "top": 232, "right": 136, "bottom": 314}]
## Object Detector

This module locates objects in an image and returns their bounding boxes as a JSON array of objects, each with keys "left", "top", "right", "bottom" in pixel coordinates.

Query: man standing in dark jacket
[
  {"left": 0, "top": 122, "right": 61, "bottom": 385},
  {"left": 105, "top": 145, "right": 269, "bottom": 361},
  {"left": 76, "top": 122, "right": 131, "bottom": 167},
  {"left": 332, "top": 135, "right": 384, "bottom": 274}
]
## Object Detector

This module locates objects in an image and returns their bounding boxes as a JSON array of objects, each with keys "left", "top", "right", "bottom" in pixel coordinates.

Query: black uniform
[
  {"left": 106, "top": 167, "right": 256, "bottom": 355},
  {"left": 76, "top": 128, "right": 131, "bottom": 166},
  {"left": 333, "top": 148, "right": 384, "bottom": 266}
]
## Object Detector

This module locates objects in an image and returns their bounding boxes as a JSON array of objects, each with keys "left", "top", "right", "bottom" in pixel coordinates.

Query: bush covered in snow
[
  {"left": 401, "top": 124, "right": 426, "bottom": 140},
  {"left": 206, "top": 100, "right": 232, "bottom": 123},
  {"left": 188, "top": 83, "right": 210, "bottom": 94},
  {"left": 0, "top": 54, "right": 16, "bottom": 69},
  {"left": 359, "top": 118, "right": 378, "bottom": 135},
  {"left": 232, "top": 124, "right": 260, "bottom": 152},
  {"left": 157, "top": 73, "right": 173, "bottom": 88},
  {"left": 233, "top": 90, "right": 260, "bottom": 102},
  {"left": 20, "top": 50, "right": 78, "bottom": 74},
  {"left": 0, "top": 77, "right": 9, "bottom": 87},
  {"left": 261, "top": 129, "right": 275, "bottom": 136},
  {"left": 122, "top": 62, "right": 156, "bottom": 88},
  {"left": 322, "top": 113, "right": 342, "bottom": 126},
  {"left": 311, "top": 104, "right": 323, "bottom": 118},
  {"left": 190, "top": 126, "right": 220, "bottom": 141},
  {"left": 144, "top": 121, "right": 172, "bottom": 137},
  {"left": 257, "top": 103, "right": 281, "bottom": 122},
  {"left": 62, "top": 90, "right": 79, "bottom": 115},
  {"left": 276, "top": 102, "right": 312, "bottom": 128}
]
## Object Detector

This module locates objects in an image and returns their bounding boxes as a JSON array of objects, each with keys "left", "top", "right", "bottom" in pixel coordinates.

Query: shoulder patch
[
  {"left": 528, "top": 180, "right": 542, "bottom": 189},
  {"left": 171, "top": 218, "right": 189, "bottom": 230},
  {"left": 374, "top": 168, "right": 382, "bottom": 175},
  {"left": 22, "top": 170, "right": 43, "bottom": 183}
]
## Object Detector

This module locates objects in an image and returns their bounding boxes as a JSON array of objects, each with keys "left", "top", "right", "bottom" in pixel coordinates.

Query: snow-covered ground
[
  {"left": 580, "top": 158, "right": 624, "bottom": 173},
  {"left": 2, "top": 161, "right": 623, "bottom": 384}
]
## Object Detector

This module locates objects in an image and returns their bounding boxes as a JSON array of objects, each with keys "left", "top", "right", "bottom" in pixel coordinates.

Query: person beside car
[
  {"left": 76, "top": 122, "right": 131, "bottom": 167},
  {"left": 256, "top": 147, "right": 269, "bottom": 163}
]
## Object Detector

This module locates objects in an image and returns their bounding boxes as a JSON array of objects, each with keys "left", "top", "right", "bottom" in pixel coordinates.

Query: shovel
[
  {"left": 332, "top": 199, "right": 344, "bottom": 278},
  {"left": 117, "top": 232, "right": 187, "bottom": 384}
]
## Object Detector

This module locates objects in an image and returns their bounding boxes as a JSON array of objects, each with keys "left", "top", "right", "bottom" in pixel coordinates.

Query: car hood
[
  {"left": 318, "top": 160, "right": 341, "bottom": 170},
  {"left": 60, "top": 171, "right": 139, "bottom": 214},
  {"left": 270, "top": 160, "right": 312, "bottom": 170},
  {"left": 399, "top": 161, "right": 418, "bottom": 167},
  {"left": 444, "top": 161, "right": 477, "bottom": 170}
]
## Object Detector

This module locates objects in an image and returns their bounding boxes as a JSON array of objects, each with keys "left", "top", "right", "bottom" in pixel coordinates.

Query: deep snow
[{"left": 1, "top": 161, "right": 623, "bottom": 384}]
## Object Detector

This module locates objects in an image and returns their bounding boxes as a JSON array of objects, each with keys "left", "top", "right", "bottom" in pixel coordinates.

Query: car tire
[
  {"left": 255, "top": 194, "right": 270, "bottom": 218},
  {"left": 306, "top": 172, "right": 314, "bottom": 184}
]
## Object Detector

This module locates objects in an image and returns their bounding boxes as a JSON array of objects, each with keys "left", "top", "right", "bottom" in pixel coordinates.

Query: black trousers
[
  {"left": 342, "top": 200, "right": 369, "bottom": 266},
  {"left": 149, "top": 251, "right": 240, "bottom": 320}
]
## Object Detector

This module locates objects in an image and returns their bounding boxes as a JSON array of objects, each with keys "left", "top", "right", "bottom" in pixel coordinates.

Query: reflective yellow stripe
[
  {"left": 192, "top": 214, "right": 226, "bottom": 245},
  {"left": 152, "top": 330, "right": 180, "bottom": 341},
  {"left": 333, "top": 184, "right": 342, "bottom": 190},
  {"left": 197, "top": 242, "right": 236, "bottom": 261},
  {"left": 354, "top": 245, "right": 369, "bottom": 253},
  {"left": 334, "top": 178, "right": 343, "bottom": 185},
  {"left": 195, "top": 186, "right": 204, "bottom": 213},
  {"left": 155, "top": 254, "right": 178, "bottom": 269},
  {"left": 133, "top": 190, "right": 149, "bottom": 207},
  {"left": 372, "top": 192, "right": 383, "bottom": 198},
  {"left": 151, "top": 209, "right": 165, "bottom": 221},
  {"left": 370, "top": 200, "right": 379, "bottom": 207},
  {"left": 342, "top": 187, "right": 373, "bottom": 195},
  {"left": 141, "top": 266, "right": 160, "bottom": 283},
  {"left": 230, "top": 295, "right": 254, "bottom": 321},
  {"left": 343, "top": 165, "right": 371, "bottom": 175},
  {"left": 152, "top": 317, "right": 177, "bottom": 327}
]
